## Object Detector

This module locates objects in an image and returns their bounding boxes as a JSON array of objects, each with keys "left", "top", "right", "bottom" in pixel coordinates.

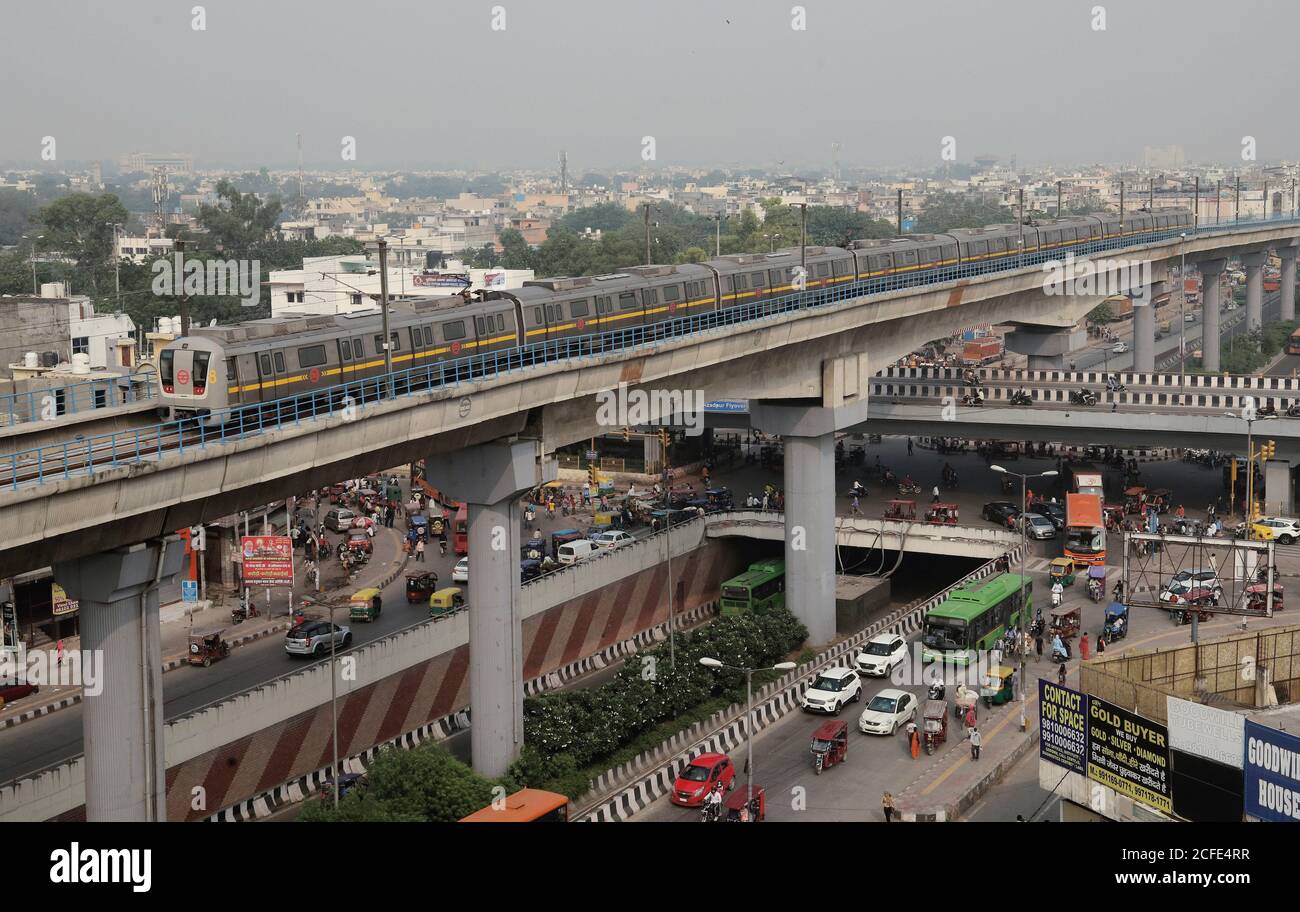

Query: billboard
[
  {"left": 1243, "top": 720, "right": 1300, "bottom": 822},
  {"left": 413, "top": 272, "right": 471, "bottom": 288},
  {"left": 1086, "top": 696, "right": 1172, "bottom": 814},
  {"left": 1039, "top": 680, "right": 1087, "bottom": 774},
  {"left": 1121, "top": 532, "right": 1276, "bottom": 618},
  {"left": 239, "top": 535, "right": 295, "bottom": 587},
  {"left": 1, "top": 600, "right": 16, "bottom": 651},
  {"left": 1166, "top": 696, "right": 1244, "bottom": 768},
  {"left": 51, "top": 583, "right": 79, "bottom": 617}
]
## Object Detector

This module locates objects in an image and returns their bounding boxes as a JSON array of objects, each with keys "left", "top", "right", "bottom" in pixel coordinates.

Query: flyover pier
[{"left": 53, "top": 538, "right": 184, "bottom": 821}]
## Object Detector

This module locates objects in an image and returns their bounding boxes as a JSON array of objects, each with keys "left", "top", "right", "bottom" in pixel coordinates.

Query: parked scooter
[{"left": 230, "top": 599, "right": 260, "bottom": 625}]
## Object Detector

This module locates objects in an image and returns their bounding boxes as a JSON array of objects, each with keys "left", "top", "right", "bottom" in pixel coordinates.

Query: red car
[
  {"left": 670, "top": 752, "right": 735, "bottom": 807},
  {"left": 0, "top": 681, "right": 39, "bottom": 706},
  {"left": 346, "top": 530, "right": 373, "bottom": 554}
]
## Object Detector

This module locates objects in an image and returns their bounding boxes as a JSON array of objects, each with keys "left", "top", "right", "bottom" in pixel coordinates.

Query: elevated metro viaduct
[{"left": 5, "top": 218, "right": 1300, "bottom": 814}]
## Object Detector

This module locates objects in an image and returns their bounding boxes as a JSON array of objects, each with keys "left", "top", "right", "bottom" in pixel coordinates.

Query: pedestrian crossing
[{"left": 1015, "top": 558, "right": 1157, "bottom": 594}]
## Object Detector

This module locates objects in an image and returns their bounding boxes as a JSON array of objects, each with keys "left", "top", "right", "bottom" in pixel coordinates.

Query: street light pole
[
  {"left": 1179, "top": 233, "right": 1187, "bottom": 392},
  {"left": 699, "top": 658, "right": 796, "bottom": 810},
  {"left": 990, "top": 466, "right": 1057, "bottom": 702}
]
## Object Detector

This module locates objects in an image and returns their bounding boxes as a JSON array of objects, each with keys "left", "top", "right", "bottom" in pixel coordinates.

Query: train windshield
[{"left": 192, "top": 352, "right": 210, "bottom": 393}]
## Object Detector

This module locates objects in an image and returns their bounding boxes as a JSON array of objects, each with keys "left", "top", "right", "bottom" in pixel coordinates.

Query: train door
[{"left": 256, "top": 348, "right": 288, "bottom": 403}]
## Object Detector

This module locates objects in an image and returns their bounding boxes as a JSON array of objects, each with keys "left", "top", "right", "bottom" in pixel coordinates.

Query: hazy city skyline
[{"left": 3, "top": 0, "right": 1299, "bottom": 172}]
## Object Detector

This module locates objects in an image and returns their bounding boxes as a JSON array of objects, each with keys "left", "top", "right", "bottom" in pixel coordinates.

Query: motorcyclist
[
  {"left": 928, "top": 679, "right": 946, "bottom": 701},
  {"left": 850, "top": 479, "right": 866, "bottom": 497},
  {"left": 1112, "top": 579, "right": 1125, "bottom": 603},
  {"left": 901, "top": 474, "right": 915, "bottom": 490},
  {"left": 1051, "top": 634, "right": 1067, "bottom": 661},
  {"left": 1051, "top": 580, "right": 1064, "bottom": 607}
]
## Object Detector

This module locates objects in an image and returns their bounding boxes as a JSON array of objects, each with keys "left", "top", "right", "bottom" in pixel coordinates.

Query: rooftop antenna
[
  {"left": 559, "top": 149, "right": 568, "bottom": 196},
  {"left": 831, "top": 142, "right": 842, "bottom": 182},
  {"left": 297, "top": 132, "right": 305, "bottom": 211},
  {"left": 151, "top": 167, "right": 169, "bottom": 234}
]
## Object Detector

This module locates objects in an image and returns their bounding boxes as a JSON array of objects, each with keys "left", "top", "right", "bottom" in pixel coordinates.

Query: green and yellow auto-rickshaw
[
  {"left": 1048, "top": 557, "right": 1076, "bottom": 587},
  {"left": 349, "top": 587, "right": 383, "bottom": 623},
  {"left": 980, "top": 665, "right": 1016, "bottom": 706},
  {"left": 430, "top": 587, "right": 465, "bottom": 617}
]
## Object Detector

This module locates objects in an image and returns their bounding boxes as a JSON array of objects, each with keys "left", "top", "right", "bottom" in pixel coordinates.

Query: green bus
[
  {"left": 920, "top": 573, "right": 1030, "bottom": 665},
  {"left": 720, "top": 560, "right": 785, "bottom": 615}
]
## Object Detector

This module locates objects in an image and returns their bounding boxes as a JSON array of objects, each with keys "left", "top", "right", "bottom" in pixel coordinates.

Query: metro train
[{"left": 156, "top": 207, "right": 1194, "bottom": 423}]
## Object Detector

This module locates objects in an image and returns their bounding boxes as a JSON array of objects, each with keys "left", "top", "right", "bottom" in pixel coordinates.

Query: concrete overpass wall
[
  {"left": 0, "top": 533, "right": 746, "bottom": 822},
  {"left": 705, "top": 511, "right": 1020, "bottom": 559}
]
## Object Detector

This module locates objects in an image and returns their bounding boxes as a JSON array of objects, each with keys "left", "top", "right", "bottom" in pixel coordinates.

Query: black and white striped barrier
[{"left": 879, "top": 365, "right": 1300, "bottom": 393}]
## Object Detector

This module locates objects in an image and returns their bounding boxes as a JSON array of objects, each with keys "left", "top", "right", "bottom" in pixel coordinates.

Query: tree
[
  {"left": 0, "top": 188, "right": 38, "bottom": 247},
  {"left": 558, "top": 203, "right": 635, "bottom": 234},
  {"left": 914, "top": 191, "right": 1010, "bottom": 233},
  {"left": 1087, "top": 301, "right": 1116, "bottom": 324},
  {"left": 497, "top": 228, "right": 534, "bottom": 270},
  {"left": 33, "top": 192, "right": 129, "bottom": 297},
  {"left": 195, "top": 180, "right": 282, "bottom": 257}
]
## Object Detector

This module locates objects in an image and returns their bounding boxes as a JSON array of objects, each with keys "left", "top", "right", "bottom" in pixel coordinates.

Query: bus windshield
[
  {"left": 1066, "top": 527, "right": 1105, "bottom": 552},
  {"left": 922, "top": 618, "right": 966, "bottom": 651}
]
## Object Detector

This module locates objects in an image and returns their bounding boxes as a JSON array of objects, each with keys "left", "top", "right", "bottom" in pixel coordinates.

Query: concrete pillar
[
  {"left": 1244, "top": 251, "right": 1267, "bottom": 332},
  {"left": 750, "top": 396, "right": 868, "bottom": 646},
  {"left": 1281, "top": 249, "right": 1297, "bottom": 322},
  {"left": 423, "top": 439, "right": 550, "bottom": 777},
  {"left": 54, "top": 538, "right": 184, "bottom": 821},
  {"left": 1003, "top": 326, "right": 1087, "bottom": 372},
  {"left": 1132, "top": 289, "right": 1156, "bottom": 373},
  {"left": 1264, "top": 460, "right": 1294, "bottom": 518},
  {"left": 1198, "top": 258, "right": 1226, "bottom": 372},
  {"left": 783, "top": 432, "right": 837, "bottom": 645}
]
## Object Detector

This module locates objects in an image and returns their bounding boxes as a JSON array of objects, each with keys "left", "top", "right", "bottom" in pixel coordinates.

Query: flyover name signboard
[{"left": 1243, "top": 720, "right": 1300, "bottom": 822}]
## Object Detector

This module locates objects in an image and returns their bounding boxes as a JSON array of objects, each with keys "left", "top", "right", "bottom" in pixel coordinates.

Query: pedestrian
[
  {"left": 1097, "top": 634, "right": 1106, "bottom": 655},
  {"left": 1080, "top": 631, "right": 1090, "bottom": 661},
  {"left": 582, "top": 482, "right": 591, "bottom": 505},
  {"left": 932, "top": 485, "right": 940, "bottom": 503},
  {"left": 56, "top": 638, "right": 64, "bottom": 668},
  {"left": 882, "top": 791, "right": 895, "bottom": 823},
  {"left": 761, "top": 492, "right": 769, "bottom": 511},
  {"left": 969, "top": 726, "right": 982, "bottom": 760},
  {"left": 851, "top": 495, "right": 861, "bottom": 516},
  {"left": 1111, "top": 402, "right": 1117, "bottom": 413},
  {"left": 415, "top": 538, "right": 425, "bottom": 562},
  {"left": 907, "top": 721, "right": 920, "bottom": 759},
  {"left": 907, "top": 437, "right": 914, "bottom": 456},
  {"left": 1035, "top": 634, "right": 1044, "bottom": 660},
  {"left": 1058, "top": 662, "right": 1067, "bottom": 686},
  {"left": 964, "top": 704, "right": 977, "bottom": 731},
  {"left": 702, "top": 466, "right": 710, "bottom": 486}
]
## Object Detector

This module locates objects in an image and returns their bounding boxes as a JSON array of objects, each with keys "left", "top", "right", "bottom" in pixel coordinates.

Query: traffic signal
[
  {"left": 1261, "top": 440, "right": 1277, "bottom": 461},
  {"left": 588, "top": 463, "right": 598, "bottom": 487},
  {"left": 623, "top": 427, "right": 630, "bottom": 442}
]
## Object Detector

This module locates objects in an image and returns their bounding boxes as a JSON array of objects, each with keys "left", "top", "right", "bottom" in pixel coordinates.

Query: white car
[
  {"left": 591, "top": 530, "right": 634, "bottom": 550},
  {"left": 452, "top": 557, "right": 469, "bottom": 583},
  {"left": 858, "top": 689, "right": 918, "bottom": 735},
  {"left": 800, "top": 667, "right": 861, "bottom": 715},
  {"left": 1111, "top": 342, "right": 1129, "bottom": 354},
  {"left": 1159, "top": 568, "right": 1222, "bottom": 602},
  {"left": 854, "top": 634, "right": 908, "bottom": 678},
  {"left": 1253, "top": 516, "right": 1300, "bottom": 545}
]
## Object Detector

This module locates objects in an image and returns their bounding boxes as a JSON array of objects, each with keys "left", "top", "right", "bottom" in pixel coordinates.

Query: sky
[{"left": 3, "top": 0, "right": 1298, "bottom": 172}]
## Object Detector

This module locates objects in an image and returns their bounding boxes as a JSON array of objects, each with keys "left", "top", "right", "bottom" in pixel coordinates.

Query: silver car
[
  {"left": 1020, "top": 512, "right": 1057, "bottom": 540},
  {"left": 285, "top": 620, "right": 352, "bottom": 657}
]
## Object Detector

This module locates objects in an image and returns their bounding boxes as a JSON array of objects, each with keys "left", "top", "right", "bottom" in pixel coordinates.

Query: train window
[
  {"left": 596, "top": 296, "right": 611, "bottom": 314},
  {"left": 340, "top": 339, "right": 352, "bottom": 361},
  {"left": 374, "top": 334, "right": 386, "bottom": 352},
  {"left": 644, "top": 289, "right": 658, "bottom": 306},
  {"left": 661, "top": 285, "right": 680, "bottom": 303},
  {"left": 443, "top": 320, "right": 466, "bottom": 341},
  {"left": 495, "top": 314, "right": 505, "bottom": 331},
  {"left": 618, "top": 292, "right": 638, "bottom": 310},
  {"left": 273, "top": 351, "right": 286, "bottom": 373},
  {"left": 570, "top": 298, "right": 590, "bottom": 317},
  {"left": 390, "top": 332, "right": 400, "bottom": 351},
  {"left": 259, "top": 353, "right": 272, "bottom": 376},
  {"left": 424, "top": 326, "right": 434, "bottom": 346},
  {"left": 750, "top": 271, "right": 765, "bottom": 287},
  {"left": 352, "top": 337, "right": 364, "bottom": 357},
  {"left": 769, "top": 269, "right": 784, "bottom": 286},
  {"left": 297, "top": 345, "right": 327, "bottom": 369},
  {"left": 815, "top": 264, "right": 830, "bottom": 278},
  {"left": 476, "top": 316, "right": 486, "bottom": 334},
  {"left": 226, "top": 358, "right": 236, "bottom": 381},
  {"left": 735, "top": 275, "right": 748, "bottom": 290},
  {"left": 533, "top": 306, "right": 544, "bottom": 323}
]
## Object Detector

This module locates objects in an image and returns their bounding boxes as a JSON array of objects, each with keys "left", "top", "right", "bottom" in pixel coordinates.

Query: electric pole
[
  {"left": 643, "top": 203, "right": 654, "bottom": 265},
  {"left": 174, "top": 238, "right": 191, "bottom": 336},
  {"left": 377, "top": 239, "right": 393, "bottom": 382}
]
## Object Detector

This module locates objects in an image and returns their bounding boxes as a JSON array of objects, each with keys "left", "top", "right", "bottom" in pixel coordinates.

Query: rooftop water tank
[
  {"left": 41, "top": 351, "right": 58, "bottom": 368},
  {"left": 71, "top": 353, "right": 91, "bottom": 374},
  {"left": 23, "top": 351, "right": 38, "bottom": 369}
]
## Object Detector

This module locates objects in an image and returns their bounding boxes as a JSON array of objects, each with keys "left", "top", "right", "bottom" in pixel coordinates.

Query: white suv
[
  {"left": 855, "top": 634, "right": 908, "bottom": 678},
  {"left": 800, "top": 667, "right": 862, "bottom": 715},
  {"left": 1254, "top": 517, "right": 1300, "bottom": 545}
]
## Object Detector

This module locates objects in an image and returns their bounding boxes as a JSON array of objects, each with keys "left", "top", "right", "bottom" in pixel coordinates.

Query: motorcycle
[
  {"left": 898, "top": 482, "right": 922, "bottom": 496},
  {"left": 1009, "top": 390, "right": 1033, "bottom": 406},
  {"left": 1051, "top": 642, "right": 1072, "bottom": 663},
  {"left": 881, "top": 468, "right": 897, "bottom": 486},
  {"left": 1087, "top": 578, "right": 1104, "bottom": 602},
  {"left": 1258, "top": 404, "right": 1278, "bottom": 418},
  {"left": 230, "top": 600, "right": 259, "bottom": 625},
  {"left": 701, "top": 794, "right": 723, "bottom": 823},
  {"left": 848, "top": 482, "right": 867, "bottom": 499},
  {"left": 928, "top": 680, "right": 946, "bottom": 702},
  {"left": 1069, "top": 389, "right": 1098, "bottom": 407},
  {"left": 960, "top": 393, "right": 985, "bottom": 407},
  {"left": 1287, "top": 404, "right": 1300, "bottom": 418}
]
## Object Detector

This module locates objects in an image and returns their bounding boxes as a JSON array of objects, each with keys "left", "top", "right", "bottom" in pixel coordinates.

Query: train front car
[{"left": 157, "top": 335, "right": 230, "bottom": 425}]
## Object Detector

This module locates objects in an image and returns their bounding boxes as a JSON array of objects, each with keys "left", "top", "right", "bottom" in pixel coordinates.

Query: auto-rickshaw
[
  {"left": 926, "top": 502, "right": 960, "bottom": 525},
  {"left": 980, "top": 666, "right": 1016, "bottom": 706},
  {"left": 325, "top": 484, "right": 346, "bottom": 504},
  {"left": 1050, "top": 604, "right": 1081, "bottom": 639},
  {"left": 1243, "top": 582, "right": 1284, "bottom": 615},
  {"left": 187, "top": 630, "right": 230, "bottom": 667},
  {"left": 1103, "top": 602, "right": 1128, "bottom": 640},
  {"left": 1147, "top": 488, "right": 1172, "bottom": 514},
  {"left": 591, "top": 512, "right": 616, "bottom": 529},
  {"left": 349, "top": 587, "right": 383, "bottom": 623},
  {"left": 1086, "top": 564, "right": 1107, "bottom": 602},
  {"left": 430, "top": 586, "right": 465, "bottom": 616},
  {"left": 520, "top": 559, "right": 542, "bottom": 583},
  {"left": 408, "top": 513, "right": 429, "bottom": 541},
  {"left": 724, "top": 785, "right": 766, "bottom": 822},
  {"left": 811, "top": 720, "right": 848, "bottom": 775},
  {"left": 406, "top": 572, "right": 438, "bottom": 603},
  {"left": 1123, "top": 485, "right": 1147, "bottom": 514},
  {"left": 430, "top": 511, "right": 447, "bottom": 537},
  {"left": 922, "top": 699, "right": 948, "bottom": 754},
  {"left": 883, "top": 499, "right": 917, "bottom": 521},
  {"left": 1049, "top": 557, "right": 1076, "bottom": 587},
  {"left": 521, "top": 537, "right": 547, "bottom": 561},
  {"left": 550, "top": 528, "right": 584, "bottom": 554}
]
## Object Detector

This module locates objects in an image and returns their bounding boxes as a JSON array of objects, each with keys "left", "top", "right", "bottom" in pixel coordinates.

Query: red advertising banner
[{"left": 240, "top": 535, "right": 295, "bottom": 587}]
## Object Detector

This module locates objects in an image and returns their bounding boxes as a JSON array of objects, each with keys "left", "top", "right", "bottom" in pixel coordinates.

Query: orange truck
[
  {"left": 962, "top": 338, "right": 1003, "bottom": 365},
  {"left": 1064, "top": 493, "right": 1106, "bottom": 566}
]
